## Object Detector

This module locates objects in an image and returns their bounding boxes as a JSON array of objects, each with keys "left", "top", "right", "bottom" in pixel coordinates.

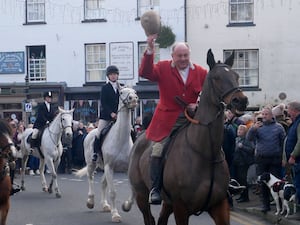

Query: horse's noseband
[{"left": 119, "top": 90, "right": 138, "bottom": 109}]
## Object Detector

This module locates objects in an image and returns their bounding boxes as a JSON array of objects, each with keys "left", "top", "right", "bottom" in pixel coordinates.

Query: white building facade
[
  {"left": 187, "top": 0, "right": 300, "bottom": 109},
  {"left": 0, "top": 0, "right": 185, "bottom": 124}
]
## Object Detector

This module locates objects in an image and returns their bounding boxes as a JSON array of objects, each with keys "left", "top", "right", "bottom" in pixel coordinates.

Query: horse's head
[
  {"left": 0, "top": 119, "right": 17, "bottom": 159},
  {"left": 58, "top": 107, "right": 74, "bottom": 144},
  {"left": 118, "top": 86, "right": 139, "bottom": 110},
  {"left": 206, "top": 49, "right": 248, "bottom": 113}
]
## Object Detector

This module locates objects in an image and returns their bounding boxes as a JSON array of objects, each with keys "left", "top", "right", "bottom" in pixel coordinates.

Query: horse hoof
[
  {"left": 112, "top": 214, "right": 121, "bottom": 223},
  {"left": 43, "top": 187, "right": 48, "bottom": 192},
  {"left": 86, "top": 202, "right": 94, "bottom": 209},
  {"left": 122, "top": 201, "right": 131, "bottom": 212},
  {"left": 21, "top": 186, "right": 26, "bottom": 191},
  {"left": 48, "top": 189, "right": 53, "bottom": 194},
  {"left": 56, "top": 193, "right": 62, "bottom": 198},
  {"left": 101, "top": 204, "right": 111, "bottom": 212}
]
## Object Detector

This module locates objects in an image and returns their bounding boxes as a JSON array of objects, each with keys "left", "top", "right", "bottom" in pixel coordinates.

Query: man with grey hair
[
  {"left": 247, "top": 105, "right": 286, "bottom": 213},
  {"left": 139, "top": 34, "right": 207, "bottom": 204},
  {"left": 284, "top": 101, "right": 300, "bottom": 219}
]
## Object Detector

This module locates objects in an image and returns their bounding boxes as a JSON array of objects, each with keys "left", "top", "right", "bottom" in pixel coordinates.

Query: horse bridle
[
  {"left": 185, "top": 69, "right": 242, "bottom": 125},
  {"left": 47, "top": 113, "right": 72, "bottom": 147},
  {"left": 118, "top": 90, "right": 137, "bottom": 112}
]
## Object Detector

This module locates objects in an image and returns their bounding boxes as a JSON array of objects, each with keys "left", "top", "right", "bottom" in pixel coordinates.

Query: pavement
[{"left": 232, "top": 185, "right": 299, "bottom": 225}]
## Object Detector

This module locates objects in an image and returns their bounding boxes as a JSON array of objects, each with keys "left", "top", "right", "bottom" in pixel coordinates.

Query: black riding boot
[
  {"left": 149, "top": 156, "right": 163, "bottom": 205},
  {"left": 30, "top": 138, "right": 38, "bottom": 148},
  {"left": 92, "top": 136, "right": 101, "bottom": 161}
]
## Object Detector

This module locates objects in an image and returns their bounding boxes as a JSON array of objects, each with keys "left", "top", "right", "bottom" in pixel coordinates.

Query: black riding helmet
[
  {"left": 43, "top": 91, "right": 52, "bottom": 98},
  {"left": 106, "top": 65, "right": 119, "bottom": 76}
]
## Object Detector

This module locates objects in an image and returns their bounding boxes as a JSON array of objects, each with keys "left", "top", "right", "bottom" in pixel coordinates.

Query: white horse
[
  {"left": 20, "top": 107, "right": 74, "bottom": 198},
  {"left": 75, "top": 86, "right": 138, "bottom": 222}
]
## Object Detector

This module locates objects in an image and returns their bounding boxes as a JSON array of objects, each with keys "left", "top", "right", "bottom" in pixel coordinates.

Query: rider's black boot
[
  {"left": 149, "top": 156, "right": 163, "bottom": 205},
  {"left": 30, "top": 138, "right": 38, "bottom": 148},
  {"left": 92, "top": 136, "right": 101, "bottom": 162}
]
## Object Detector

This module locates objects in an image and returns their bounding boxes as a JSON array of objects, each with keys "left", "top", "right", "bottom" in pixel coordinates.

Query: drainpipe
[{"left": 184, "top": 0, "right": 187, "bottom": 42}]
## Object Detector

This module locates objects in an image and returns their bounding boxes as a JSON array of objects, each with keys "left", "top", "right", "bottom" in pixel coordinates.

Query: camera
[{"left": 257, "top": 117, "right": 263, "bottom": 122}]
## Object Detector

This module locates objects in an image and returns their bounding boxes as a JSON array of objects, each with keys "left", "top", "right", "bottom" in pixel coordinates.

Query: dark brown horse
[
  {"left": 122, "top": 49, "right": 248, "bottom": 225},
  {"left": 0, "top": 119, "right": 17, "bottom": 225}
]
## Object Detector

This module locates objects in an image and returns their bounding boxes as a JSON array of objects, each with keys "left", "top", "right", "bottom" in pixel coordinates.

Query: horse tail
[{"left": 74, "top": 166, "right": 88, "bottom": 177}]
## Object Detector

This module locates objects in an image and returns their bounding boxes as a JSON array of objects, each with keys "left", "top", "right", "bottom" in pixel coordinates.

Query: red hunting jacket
[{"left": 139, "top": 52, "right": 207, "bottom": 142}]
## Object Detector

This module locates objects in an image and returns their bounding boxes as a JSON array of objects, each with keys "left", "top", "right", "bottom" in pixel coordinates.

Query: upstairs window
[
  {"left": 137, "top": 0, "right": 160, "bottom": 18},
  {"left": 84, "top": 0, "right": 106, "bottom": 20},
  {"left": 85, "top": 44, "right": 107, "bottom": 82},
  {"left": 229, "top": 0, "right": 254, "bottom": 25},
  {"left": 26, "top": 0, "right": 45, "bottom": 23},
  {"left": 27, "top": 45, "right": 46, "bottom": 82},
  {"left": 224, "top": 49, "right": 259, "bottom": 88}
]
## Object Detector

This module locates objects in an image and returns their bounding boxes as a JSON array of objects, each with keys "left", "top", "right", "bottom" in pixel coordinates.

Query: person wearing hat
[
  {"left": 139, "top": 34, "right": 207, "bottom": 204},
  {"left": 31, "top": 91, "right": 57, "bottom": 148},
  {"left": 92, "top": 65, "right": 120, "bottom": 161}
]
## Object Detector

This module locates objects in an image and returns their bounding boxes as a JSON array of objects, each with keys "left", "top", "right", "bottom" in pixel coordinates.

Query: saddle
[
  {"left": 93, "top": 121, "right": 114, "bottom": 157},
  {"left": 27, "top": 127, "right": 46, "bottom": 157}
]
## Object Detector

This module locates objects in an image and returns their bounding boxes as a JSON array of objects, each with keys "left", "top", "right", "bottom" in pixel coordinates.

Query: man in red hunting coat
[{"left": 139, "top": 34, "right": 207, "bottom": 204}]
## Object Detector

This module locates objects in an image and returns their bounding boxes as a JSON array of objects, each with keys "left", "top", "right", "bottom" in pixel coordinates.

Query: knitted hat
[
  {"left": 140, "top": 10, "right": 161, "bottom": 36},
  {"left": 106, "top": 65, "right": 119, "bottom": 76},
  {"left": 272, "top": 103, "right": 285, "bottom": 117}
]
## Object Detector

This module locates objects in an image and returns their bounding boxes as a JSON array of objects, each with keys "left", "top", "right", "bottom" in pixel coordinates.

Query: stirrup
[{"left": 149, "top": 188, "right": 162, "bottom": 205}]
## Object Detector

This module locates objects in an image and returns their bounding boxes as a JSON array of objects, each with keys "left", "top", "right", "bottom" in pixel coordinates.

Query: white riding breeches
[
  {"left": 32, "top": 128, "right": 39, "bottom": 139},
  {"left": 97, "top": 119, "right": 110, "bottom": 137}
]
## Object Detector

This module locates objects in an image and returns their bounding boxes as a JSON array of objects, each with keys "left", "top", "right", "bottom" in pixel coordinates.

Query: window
[
  {"left": 85, "top": 44, "right": 107, "bottom": 82},
  {"left": 138, "top": 42, "right": 160, "bottom": 81},
  {"left": 224, "top": 49, "right": 258, "bottom": 87},
  {"left": 26, "top": 0, "right": 45, "bottom": 23},
  {"left": 27, "top": 45, "right": 46, "bottom": 82},
  {"left": 84, "top": 0, "right": 106, "bottom": 20},
  {"left": 72, "top": 100, "right": 99, "bottom": 124},
  {"left": 137, "top": 0, "right": 160, "bottom": 18},
  {"left": 229, "top": 0, "right": 254, "bottom": 24}
]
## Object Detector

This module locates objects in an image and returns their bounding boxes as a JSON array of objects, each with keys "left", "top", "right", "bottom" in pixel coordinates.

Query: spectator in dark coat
[{"left": 72, "top": 122, "right": 87, "bottom": 168}]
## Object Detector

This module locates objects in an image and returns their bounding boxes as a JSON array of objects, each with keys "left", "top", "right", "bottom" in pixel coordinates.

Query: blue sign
[{"left": 0, "top": 51, "right": 25, "bottom": 74}]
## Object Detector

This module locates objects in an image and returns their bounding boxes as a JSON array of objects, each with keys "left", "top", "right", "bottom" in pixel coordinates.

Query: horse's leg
[
  {"left": 53, "top": 157, "right": 62, "bottom": 198},
  {"left": 135, "top": 192, "right": 155, "bottom": 225},
  {"left": 158, "top": 202, "right": 173, "bottom": 225},
  {"left": 99, "top": 172, "right": 111, "bottom": 212},
  {"left": 0, "top": 177, "right": 10, "bottom": 225},
  {"left": 122, "top": 188, "right": 135, "bottom": 212},
  {"left": 20, "top": 154, "right": 29, "bottom": 191},
  {"left": 208, "top": 198, "right": 230, "bottom": 225},
  {"left": 172, "top": 202, "right": 189, "bottom": 225},
  {"left": 45, "top": 158, "right": 61, "bottom": 198},
  {"left": 86, "top": 163, "right": 97, "bottom": 209},
  {"left": 39, "top": 158, "right": 48, "bottom": 192},
  {"left": 0, "top": 206, "right": 9, "bottom": 225},
  {"left": 103, "top": 164, "right": 121, "bottom": 222}
]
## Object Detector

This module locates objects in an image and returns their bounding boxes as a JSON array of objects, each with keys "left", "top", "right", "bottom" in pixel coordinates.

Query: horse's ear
[
  {"left": 58, "top": 106, "right": 63, "bottom": 113},
  {"left": 117, "top": 82, "right": 122, "bottom": 91},
  {"left": 207, "top": 49, "right": 216, "bottom": 70},
  {"left": 224, "top": 50, "right": 235, "bottom": 67}
]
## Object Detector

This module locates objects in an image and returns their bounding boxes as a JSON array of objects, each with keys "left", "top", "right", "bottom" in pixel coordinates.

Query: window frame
[
  {"left": 83, "top": 0, "right": 107, "bottom": 22},
  {"left": 137, "top": 0, "right": 160, "bottom": 18},
  {"left": 25, "top": 0, "right": 46, "bottom": 24},
  {"left": 85, "top": 43, "right": 107, "bottom": 83},
  {"left": 27, "top": 45, "right": 47, "bottom": 82},
  {"left": 224, "top": 49, "right": 259, "bottom": 88},
  {"left": 228, "top": 0, "right": 255, "bottom": 27}
]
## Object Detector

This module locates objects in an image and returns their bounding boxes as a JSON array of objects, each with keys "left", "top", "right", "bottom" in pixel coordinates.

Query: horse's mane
[{"left": 0, "top": 119, "right": 12, "bottom": 137}]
